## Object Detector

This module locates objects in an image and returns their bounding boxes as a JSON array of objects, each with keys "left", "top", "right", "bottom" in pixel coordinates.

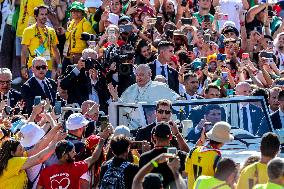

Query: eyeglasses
[
  {"left": 157, "top": 109, "right": 171, "bottom": 114},
  {"left": 35, "top": 65, "right": 48, "bottom": 70},
  {"left": 0, "top": 80, "right": 11, "bottom": 85}
]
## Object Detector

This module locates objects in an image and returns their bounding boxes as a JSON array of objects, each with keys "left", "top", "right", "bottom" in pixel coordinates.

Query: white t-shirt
[{"left": 218, "top": 0, "right": 243, "bottom": 31}]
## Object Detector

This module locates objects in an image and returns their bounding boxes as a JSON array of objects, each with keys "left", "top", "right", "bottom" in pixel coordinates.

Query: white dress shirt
[
  {"left": 155, "top": 60, "right": 168, "bottom": 79},
  {"left": 89, "top": 79, "right": 100, "bottom": 104},
  {"left": 239, "top": 103, "right": 253, "bottom": 133},
  {"left": 279, "top": 109, "right": 284, "bottom": 129}
]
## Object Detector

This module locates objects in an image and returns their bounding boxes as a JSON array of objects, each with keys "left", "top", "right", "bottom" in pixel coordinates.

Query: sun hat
[
  {"left": 66, "top": 113, "right": 89, "bottom": 131},
  {"left": 20, "top": 122, "right": 45, "bottom": 148},
  {"left": 108, "top": 13, "right": 119, "bottom": 25},
  {"left": 113, "top": 125, "right": 131, "bottom": 138},
  {"left": 84, "top": 0, "right": 102, "bottom": 8},
  {"left": 206, "top": 121, "right": 234, "bottom": 143},
  {"left": 70, "top": 1, "right": 85, "bottom": 12}
]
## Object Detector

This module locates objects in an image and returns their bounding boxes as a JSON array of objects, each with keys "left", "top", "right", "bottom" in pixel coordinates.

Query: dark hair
[
  {"left": 267, "top": 158, "right": 284, "bottom": 180},
  {"left": 184, "top": 72, "right": 198, "bottom": 82},
  {"left": 136, "top": 39, "right": 151, "bottom": 54},
  {"left": 0, "top": 140, "right": 21, "bottom": 176},
  {"left": 214, "top": 158, "right": 238, "bottom": 181},
  {"left": 158, "top": 41, "right": 174, "bottom": 52},
  {"left": 209, "top": 140, "right": 222, "bottom": 146},
  {"left": 156, "top": 99, "right": 172, "bottom": 111},
  {"left": 204, "top": 84, "right": 220, "bottom": 94},
  {"left": 278, "top": 90, "right": 284, "bottom": 101},
  {"left": 264, "top": 35, "right": 273, "bottom": 41},
  {"left": 204, "top": 104, "right": 222, "bottom": 115},
  {"left": 260, "top": 132, "right": 280, "bottom": 158},
  {"left": 251, "top": 88, "right": 269, "bottom": 107},
  {"left": 34, "top": 5, "right": 49, "bottom": 17},
  {"left": 110, "top": 135, "right": 130, "bottom": 156},
  {"left": 55, "top": 140, "right": 75, "bottom": 160}
]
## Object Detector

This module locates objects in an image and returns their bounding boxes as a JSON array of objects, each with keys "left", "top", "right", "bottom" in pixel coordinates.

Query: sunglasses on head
[
  {"left": 157, "top": 109, "right": 171, "bottom": 114},
  {"left": 35, "top": 65, "right": 47, "bottom": 70}
]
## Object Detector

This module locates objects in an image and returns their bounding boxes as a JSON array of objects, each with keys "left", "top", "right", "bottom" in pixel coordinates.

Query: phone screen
[
  {"left": 167, "top": 147, "right": 177, "bottom": 162},
  {"left": 100, "top": 115, "right": 109, "bottom": 131},
  {"left": 34, "top": 96, "right": 41, "bottom": 106},
  {"left": 54, "top": 101, "right": 62, "bottom": 115},
  {"left": 131, "top": 141, "right": 143, "bottom": 149}
]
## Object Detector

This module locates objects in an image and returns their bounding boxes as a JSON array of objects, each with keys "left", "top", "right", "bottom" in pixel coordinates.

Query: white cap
[
  {"left": 108, "top": 13, "right": 119, "bottom": 26},
  {"left": 20, "top": 122, "right": 45, "bottom": 148},
  {"left": 66, "top": 113, "right": 89, "bottom": 130},
  {"left": 113, "top": 125, "right": 130, "bottom": 138},
  {"left": 223, "top": 21, "right": 236, "bottom": 29},
  {"left": 85, "top": 0, "right": 102, "bottom": 8}
]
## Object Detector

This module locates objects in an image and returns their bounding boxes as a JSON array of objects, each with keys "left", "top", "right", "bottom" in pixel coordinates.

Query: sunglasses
[
  {"left": 35, "top": 65, "right": 48, "bottom": 70},
  {"left": 157, "top": 109, "right": 171, "bottom": 114}
]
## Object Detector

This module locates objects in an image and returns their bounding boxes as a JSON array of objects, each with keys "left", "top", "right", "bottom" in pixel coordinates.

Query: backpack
[{"left": 99, "top": 160, "right": 130, "bottom": 189}]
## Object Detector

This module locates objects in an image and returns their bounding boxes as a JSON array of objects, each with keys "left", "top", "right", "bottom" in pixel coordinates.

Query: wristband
[
  {"left": 240, "top": 22, "right": 245, "bottom": 27},
  {"left": 58, "top": 64, "right": 62, "bottom": 68},
  {"left": 151, "top": 160, "right": 158, "bottom": 168}
]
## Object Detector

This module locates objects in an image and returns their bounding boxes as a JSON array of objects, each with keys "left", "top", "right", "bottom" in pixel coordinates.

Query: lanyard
[{"left": 35, "top": 24, "right": 49, "bottom": 45}]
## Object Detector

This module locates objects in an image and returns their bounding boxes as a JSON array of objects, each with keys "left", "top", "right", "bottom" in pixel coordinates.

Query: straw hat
[{"left": 206, "top": 121, "right": 234, "bottom": 143}]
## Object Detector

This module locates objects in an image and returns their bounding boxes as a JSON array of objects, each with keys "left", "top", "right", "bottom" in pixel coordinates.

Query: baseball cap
[{"left": 113, "top": 125, "right": 131, "bottom": 138}]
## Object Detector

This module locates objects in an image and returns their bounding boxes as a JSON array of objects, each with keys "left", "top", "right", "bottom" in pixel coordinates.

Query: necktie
[
  {"left": 242, "top": 107, "right": 249, "bottom": 131},
  {"left": 161, "top": 66, "right": 166, "bottom": 78},
  {"left": 42, "top": 81, "right": 52, "bottom": 103}
]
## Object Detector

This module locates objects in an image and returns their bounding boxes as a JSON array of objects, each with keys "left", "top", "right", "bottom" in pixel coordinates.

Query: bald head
[
  {"left": 135, "top": 64, "right": 152, "bottom": 87},
  {"left": 235, "top": 82, "right": 251, "bottom": 96}
]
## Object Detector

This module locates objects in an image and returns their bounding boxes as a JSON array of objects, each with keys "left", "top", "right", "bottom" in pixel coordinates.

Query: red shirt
[{"left": 37, "top": 161, "right": 88, "bottom": 189}]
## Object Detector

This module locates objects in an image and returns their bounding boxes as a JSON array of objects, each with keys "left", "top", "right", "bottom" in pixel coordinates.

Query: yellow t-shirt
[
  {"left": 253, "top": 182, "right": 284, "bottom": 189},
  {"left": 185, "top": 145, "right": 222, "bottom": 189},
  {"left": 236, "top": 162, "right": 269, "bottom": 189},
  {"left": 193, "top": 176, "right": 231, "bottom": 189},
  {"left": 16, "top": 0, "right": 44, "bottom": 37},
  {"left": 64, "top": 17, "right": 94, "bottom": 56},
  {"left": 21, "top": 24, "right": 58, "bottom": 70},
  {"left": 0, "top": 157, "right": 28, "bottom": 189}
]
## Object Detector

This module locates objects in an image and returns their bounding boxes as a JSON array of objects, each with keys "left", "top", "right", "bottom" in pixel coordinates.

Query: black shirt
[
  {"left": 139, "top": 147, "right": 186, "bottom": 188},
  {"left": 99, "top": 157, "right": 139, "bottom": 189}
]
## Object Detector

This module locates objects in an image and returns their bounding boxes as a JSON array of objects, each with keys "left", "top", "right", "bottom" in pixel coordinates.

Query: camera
[
  {"left": 83, "top": 58, "right": 105, "bottom": 72},
  {"left": 81, "top": 32, "right": 97, "bottom": 41},
  {"left": 104, "top": 44, "right": 135, "bottom": 66}
]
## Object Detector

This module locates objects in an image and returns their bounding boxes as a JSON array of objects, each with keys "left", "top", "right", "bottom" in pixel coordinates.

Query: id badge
[
  {"left": 42, "top": 50, "right": 51, "bottom": 60},
  {"left": 63, "top": 41, "right": 70, "bottom": 57},
  {"left": 34, "top": 44, "right": 46, "bottom": 56}
]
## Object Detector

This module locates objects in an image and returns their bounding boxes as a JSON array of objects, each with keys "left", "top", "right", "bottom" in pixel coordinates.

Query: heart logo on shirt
[{"left": 51, "top": 178, "right": 70, "bottom": 189}]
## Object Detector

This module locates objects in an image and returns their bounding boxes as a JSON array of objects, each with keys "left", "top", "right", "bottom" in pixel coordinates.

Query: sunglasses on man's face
[
  {"left": 35, "top": 65, "right": 48, "bottom": 70},
  {"left": 157, "top": 109, "right": 171, "bottom": 114}
]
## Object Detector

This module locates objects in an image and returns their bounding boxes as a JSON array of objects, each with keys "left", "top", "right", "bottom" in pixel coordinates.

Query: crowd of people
[{"left": 0, "top": 0, "right": 284, "bottom": 188}]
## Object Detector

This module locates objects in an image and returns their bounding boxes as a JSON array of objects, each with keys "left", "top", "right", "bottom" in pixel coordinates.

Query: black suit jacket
[
  {"left": 148, "top": 60, "right": 179, "bottom": 94},
  {"left": 60, "top": 65, "right": 90, "bottom": 105},
  {"left": 89, "top": 79, "right": 110, "bottom": 113},
  {"left": 270, "top": 110, "right": 283, "bottom": 130},
  {"left": 21, "top": 77, "right": 57, "bottom": 114},
  {"left": 135, "top": 122, "right": 156, "bottom": 143},
  {"left": 5, "top": 89, "right": 22, "bottom": 108},
  {"left": 237, "top": 104, "right": 266, "bottom": 135}
]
